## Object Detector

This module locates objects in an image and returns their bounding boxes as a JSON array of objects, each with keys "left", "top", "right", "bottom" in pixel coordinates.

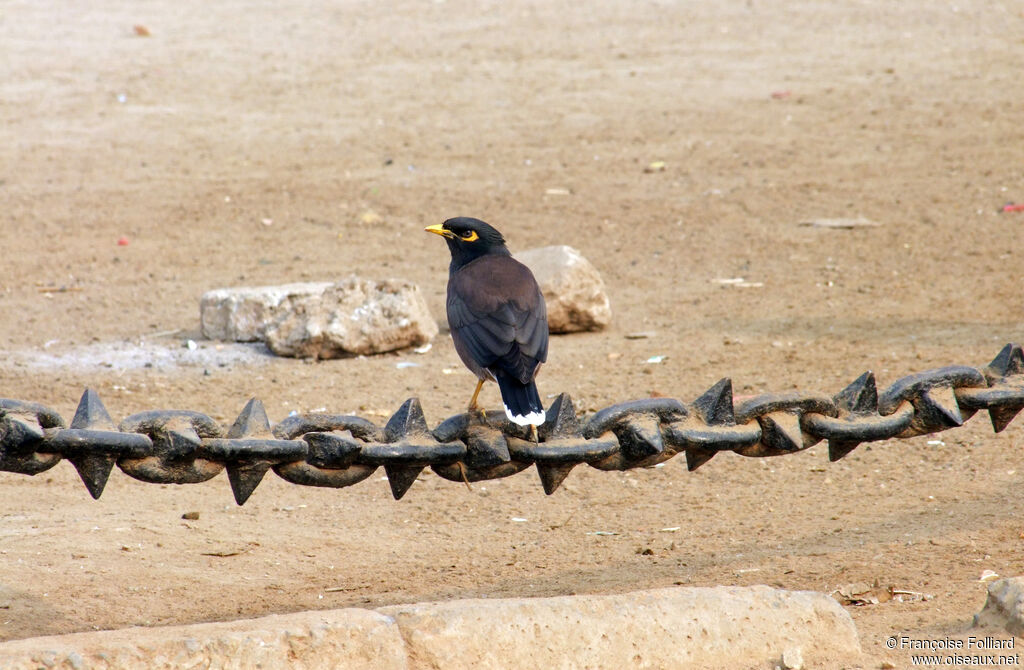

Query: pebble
[{"left": 781, "top": 647, "right": 804, "bottom": 670}]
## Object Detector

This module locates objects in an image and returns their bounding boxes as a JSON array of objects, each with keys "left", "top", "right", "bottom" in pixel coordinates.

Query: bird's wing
[{"left": 447, "top": 255, "right": 548, "bottom": 384}]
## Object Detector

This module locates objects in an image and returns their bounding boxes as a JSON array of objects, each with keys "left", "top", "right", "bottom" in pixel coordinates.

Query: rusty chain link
[{"left": 1, "top": 344, "right": 1022, "bottom": 505}]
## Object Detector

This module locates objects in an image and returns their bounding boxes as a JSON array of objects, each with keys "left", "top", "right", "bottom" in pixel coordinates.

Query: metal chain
[{"left": 2, "top": 344, "right": 1022, "bottom": 505}]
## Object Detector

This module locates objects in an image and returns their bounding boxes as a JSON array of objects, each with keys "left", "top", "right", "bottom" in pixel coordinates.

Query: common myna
[{"left": 425, "top": 217, "right": 548, "bottom": 427}]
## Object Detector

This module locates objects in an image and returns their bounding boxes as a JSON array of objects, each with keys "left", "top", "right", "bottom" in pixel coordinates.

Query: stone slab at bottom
[
  {"left": 0, "top": 585, "right": 861, "bottom": 669},
  {"left": 0, "top": 609, "right": 406, "bottom": 670},
  {"left": 379, "top": 585, "right": 861, "bottom": 669}
]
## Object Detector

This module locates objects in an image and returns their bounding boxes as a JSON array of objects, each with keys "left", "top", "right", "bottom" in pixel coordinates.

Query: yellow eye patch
[{"left": 459, "top": 230, "right": 479, "bottom": 242}]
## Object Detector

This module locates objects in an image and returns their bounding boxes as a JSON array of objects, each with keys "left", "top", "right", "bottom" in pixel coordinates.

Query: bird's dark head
[{"left": 425, "top": 217, "right": 511, "bottom": 269}]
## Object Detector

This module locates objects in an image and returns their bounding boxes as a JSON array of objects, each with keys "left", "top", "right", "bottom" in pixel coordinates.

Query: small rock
[
  {"left": 263, "top": 277, "right": 438, "bottom": 358},
  {"left": 515, "top": 245, "right": 611, "bottom": 333},
  {"left": 782, "top": 647, "right": 804, "bottom": 670},
  {"left": 974, "top": 576, "right": 1024, "bottom": 636},
  {"left": 359, "top": 209, "right": 383, "bottom": 224},
  {"left": 181, "top": 511, "right": 200, "bottom": 521}
]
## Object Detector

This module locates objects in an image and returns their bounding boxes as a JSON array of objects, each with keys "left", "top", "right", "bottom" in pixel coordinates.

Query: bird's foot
[
  {"left": 529, "top": 424, "right": 539, "bottom": 444},
  {"left": 466, "top": 403, "right": 487, "bottom": 424}
]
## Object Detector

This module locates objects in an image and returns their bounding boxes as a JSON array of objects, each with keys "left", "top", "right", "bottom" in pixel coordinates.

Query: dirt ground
[{"left": 2, "top": 0, "right": 1023, "bottom": 667}]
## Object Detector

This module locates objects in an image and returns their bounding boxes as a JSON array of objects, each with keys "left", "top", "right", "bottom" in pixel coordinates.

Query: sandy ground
[{"left": 2, "top": 0, "right": 1024, "bottom": 667}]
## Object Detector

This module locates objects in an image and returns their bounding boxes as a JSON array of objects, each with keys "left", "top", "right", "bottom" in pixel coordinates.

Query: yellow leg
[
  {"left": 467, "top": 379, "right": 485, "bottom": 412},
  {"left": 529, "top": 424, "right": 539, "bottom": 443}
]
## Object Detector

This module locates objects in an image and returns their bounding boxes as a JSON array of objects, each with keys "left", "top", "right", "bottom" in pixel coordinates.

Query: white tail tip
[{"left": 504, "top": 405, "right": 545, "bottom": 427}]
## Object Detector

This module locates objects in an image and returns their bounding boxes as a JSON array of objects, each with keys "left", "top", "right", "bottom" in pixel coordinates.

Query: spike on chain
[
  {"left": 827, "top": 373, "right": 877, "bottom": 461},
  {"left": 384, "top": 465, "right": 424, "bottom": 500},
  {"left": 66, "top": 389, "right": 119, "bottom": 499},
  {"left": 536, "top": 463, "right": 575, "bottom": 495}
]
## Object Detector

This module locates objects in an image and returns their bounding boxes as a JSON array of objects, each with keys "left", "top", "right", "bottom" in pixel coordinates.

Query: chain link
[{"left": 2, "top": 344, "right": 1022, "bottom": 504}]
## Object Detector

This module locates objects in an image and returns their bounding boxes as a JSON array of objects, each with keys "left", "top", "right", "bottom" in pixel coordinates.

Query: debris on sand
[{"left": 799, "top": 217, "right": 881, "bottom": 229}]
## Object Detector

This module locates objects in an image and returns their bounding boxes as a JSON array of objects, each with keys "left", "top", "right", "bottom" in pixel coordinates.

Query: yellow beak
[{"left": 424, "top": 223, "right": 453, "bottom": 238}]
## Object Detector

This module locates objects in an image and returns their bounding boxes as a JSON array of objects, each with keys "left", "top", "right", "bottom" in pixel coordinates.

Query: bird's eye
[{"left": 459, "top": 230, "right": 479, "bottom": 242}]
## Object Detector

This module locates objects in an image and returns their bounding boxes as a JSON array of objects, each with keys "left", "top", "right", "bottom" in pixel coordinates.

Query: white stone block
[{"left": 200, "top": 277, "right": 438, "bottom": 358}]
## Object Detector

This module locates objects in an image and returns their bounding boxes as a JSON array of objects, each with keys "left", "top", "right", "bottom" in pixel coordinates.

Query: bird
[{"left": 425, "top": 217, "right": 548, "bottom": 430}]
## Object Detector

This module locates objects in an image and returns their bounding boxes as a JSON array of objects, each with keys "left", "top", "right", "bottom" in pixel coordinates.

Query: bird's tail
[{"left": 495, "top": 374, "right": 545, "bottom": 427}]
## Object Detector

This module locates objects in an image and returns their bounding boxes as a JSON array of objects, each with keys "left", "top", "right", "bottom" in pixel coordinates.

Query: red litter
[
  {"left": 117, "top": 237, "right": 130, "bottom": 246},
  {"left": 1001, "top": 203, "right": 1024, "bottom": 213}
]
